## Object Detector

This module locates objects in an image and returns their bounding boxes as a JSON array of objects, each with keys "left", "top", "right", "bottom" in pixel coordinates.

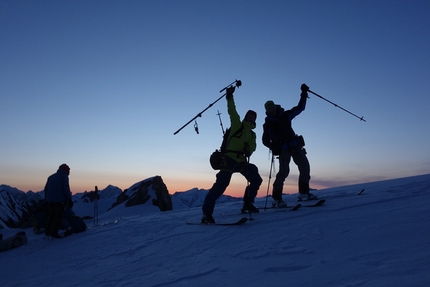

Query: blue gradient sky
[{"left": 1, "top": 1, "right": 429, "bottom": 197}]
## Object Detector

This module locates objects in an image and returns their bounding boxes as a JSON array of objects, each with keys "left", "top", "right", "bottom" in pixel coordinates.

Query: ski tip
[
  {"left": 290, "top": 204, "right": 302, "bottom": 211},
  {"left": 357, "top": 189, "right": 365, "bottom": 195},
  {"left": 314, "top": 199, "right": 326, "bottom": 206}
]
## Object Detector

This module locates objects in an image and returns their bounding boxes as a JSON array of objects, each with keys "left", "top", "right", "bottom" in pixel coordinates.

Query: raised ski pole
[
  {"left": 173, "top": 79, "right": 242, "bottom": 135},
  {"left": 308, "top": 89, "right": 366, "bottom": 122}
]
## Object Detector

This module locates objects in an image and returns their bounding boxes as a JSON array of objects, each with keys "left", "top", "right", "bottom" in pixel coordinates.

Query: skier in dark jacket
[
  {"left": 202, "top": 86, "right": 263, "bottom": 223},
  {"left": 44, "top": 164, "right": 72, "bottom": 238},
  {"left": 262, "top": 84, "right": 317, "bottom": 207}
]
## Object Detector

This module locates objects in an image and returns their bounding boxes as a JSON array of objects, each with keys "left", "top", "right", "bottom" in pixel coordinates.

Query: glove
[
  {"left": 301, "top": 83, "right": 309, "bottom": 92},
  {"left": 300, "top": 83, "right": 309, "bottom": 98},
  {"left": 226, "top": 86, "right": 235, "bottom": 99}
]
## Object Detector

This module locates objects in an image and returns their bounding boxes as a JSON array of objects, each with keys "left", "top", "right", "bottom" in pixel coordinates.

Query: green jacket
[{"left": 225, "top": 97, "right": 257, "bottom": 163}]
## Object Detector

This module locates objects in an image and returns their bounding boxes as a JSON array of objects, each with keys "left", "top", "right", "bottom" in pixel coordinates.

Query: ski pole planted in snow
[
  {"left": 173, "top": 79, "right": 242, "bottom": 135},
  {"left": 264, "top": 153, "right": 275, "bottom": 211},
  {"left": 94, "top": 186, "right": 99, "bottom": 226}
]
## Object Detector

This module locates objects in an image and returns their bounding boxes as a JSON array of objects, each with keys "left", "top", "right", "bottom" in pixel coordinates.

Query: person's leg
[
  {"left": 293, "top": 148, "right": 311, "bottom": 196},
  {"left": 51, "top": 203, "right": 64, "bottom": 237},
  {"left": 45, "top": 203, "right": 55, "bottom": 236},
  {"left": 241, "top": 163, "right": 262, "bottom": 203},
  {"left": 202, "top": 170, "right": 233, "bottom": 215},
  {"left": 272, "top": 150, "right": 292, "bottom": 200}
]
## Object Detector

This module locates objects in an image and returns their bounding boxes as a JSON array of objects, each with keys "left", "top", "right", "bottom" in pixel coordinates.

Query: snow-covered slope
[{"left": 2, "top": 174, "right": 430, "bottom": 286}]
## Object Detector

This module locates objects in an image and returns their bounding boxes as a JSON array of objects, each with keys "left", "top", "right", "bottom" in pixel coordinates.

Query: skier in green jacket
[{"left": 202, "top": 86, "right": 263, "bottom": 223}]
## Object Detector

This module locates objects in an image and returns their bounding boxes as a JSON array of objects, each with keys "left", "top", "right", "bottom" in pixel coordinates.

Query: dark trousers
[
  {"left": 202, "top": 156, "right": 262, "bottom": 214},
  {"left": 272, "top": 147, "right": 310, "bottom": 200},
  {"left": 45, "top": 202, "right": 64, "bottom": 236}
]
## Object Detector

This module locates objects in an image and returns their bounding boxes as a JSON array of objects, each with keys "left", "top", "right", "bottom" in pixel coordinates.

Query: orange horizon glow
[{"left": 5, "top": 179, "right": 314, "bottom": 198}]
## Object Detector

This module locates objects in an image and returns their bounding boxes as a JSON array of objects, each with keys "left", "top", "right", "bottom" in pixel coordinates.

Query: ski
[
  {"left": 290, "top": 204, "right": 302, "bottom": 211},
  {"left": 221, "top": 203, "right": 302, "bottom": 217},
  {"left": 186, "top": 217, "right": 248, "bottom": 226},
  {"left": 258, "top": 203, "right": 302, "bottom": 212},
  {"left": 261, "top": 203, "right": 302, "bottom": 211},
  {"left": 98, "top": 218, "right": 122, "bottom": 226},
  {"left": 357, "top": 189, "right": 365, "bottom": 195},
  {"left": 231, "top": 204, "right": 302, "bottom": 215},
  {"left": 298, "top": 196, "right": 320, "bottom": 202},
  {"left": 301, "top": 199, "right": 325, "bottom": 207}
]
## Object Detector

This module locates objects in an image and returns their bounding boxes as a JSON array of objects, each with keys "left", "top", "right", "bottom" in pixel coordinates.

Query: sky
[{"left": 1, "top": 0, "right": 429, "bottom": 197}]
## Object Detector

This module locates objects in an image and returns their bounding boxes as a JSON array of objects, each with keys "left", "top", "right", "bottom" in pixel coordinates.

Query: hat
[
  {"left": 59, "top": 164, "right": 70, "bottom": 173},
  {"left": 264, "top": 100, "right": 275, "bottom": 112},
  {"left": 244, "top": 110, "right": 257, "bottom": 123}
]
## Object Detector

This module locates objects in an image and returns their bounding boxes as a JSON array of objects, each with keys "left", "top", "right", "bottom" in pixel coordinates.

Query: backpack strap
[{"left": 224, "top": 123, "right": 245, "bottom": 156}]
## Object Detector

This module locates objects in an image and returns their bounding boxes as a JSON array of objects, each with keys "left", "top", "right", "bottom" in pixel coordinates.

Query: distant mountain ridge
[{"left": 0, "top": 176, "right": 239, "bottom": 229}]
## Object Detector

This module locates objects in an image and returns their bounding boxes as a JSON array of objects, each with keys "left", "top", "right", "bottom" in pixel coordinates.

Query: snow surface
[{"left": 2, "top": 174, "right": 430, "bottom": 287}]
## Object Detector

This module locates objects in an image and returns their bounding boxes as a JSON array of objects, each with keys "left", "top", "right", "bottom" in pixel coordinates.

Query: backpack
[
  {"left": 263, "top": 119, "right": 283, "bottom": 155},
  {"left": 63, "top": 209, "right": 87, "bottom": 235},
  {"left": 210, "top": 124, "right": 244, "bottom": 170},
  {"left": 0, "top": 232, "right": 28, "bottom": 252}
]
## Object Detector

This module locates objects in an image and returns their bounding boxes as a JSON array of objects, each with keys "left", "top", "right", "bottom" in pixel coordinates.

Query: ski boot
[
  {"left": 241, "top": 202, "right": 259, "bottom": 214},
  {"left": 298, "top": 192, "right": 318, "bottom": 201},
  {"left": 272, "top": 198, "right": 288, "bottom": 208},
  {"left": 201, "top": 213, "right": 215, "bottom": 224}
]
